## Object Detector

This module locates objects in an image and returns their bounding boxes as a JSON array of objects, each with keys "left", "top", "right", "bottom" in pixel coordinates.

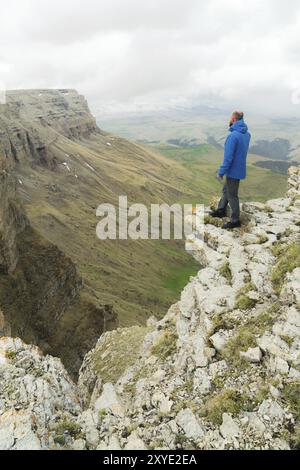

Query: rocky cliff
[
  {"left": 0, "top": 91, "right": 122, "bottom": 375},
  {"left": 0, "top": 152, "right": 87, "bottom": 373},
  {"left": 0, "top": 158, "right": 27, "bottom": 274},
  {"left": 0, "top": 90, "right": 98, "bottom": 167},
  {"left": 0, "top": 167, "right": 299, "bottom": 450}
]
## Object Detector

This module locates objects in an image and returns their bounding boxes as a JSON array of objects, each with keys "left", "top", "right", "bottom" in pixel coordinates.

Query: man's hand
[{"left": 216, "top": 174, "right": 223, "bottom": 182}]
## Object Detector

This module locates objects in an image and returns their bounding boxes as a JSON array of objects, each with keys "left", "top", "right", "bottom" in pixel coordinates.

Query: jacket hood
[{"left": 229, "top": 119, "right": 248, "bottom": 134}]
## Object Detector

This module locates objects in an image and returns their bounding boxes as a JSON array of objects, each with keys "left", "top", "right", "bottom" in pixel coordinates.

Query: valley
[
  {"left": 0, "top": 90, "right": 288, "bottom": 375},
  {"left": 98, "top": 106, "right": 300, "bottom": 166}
]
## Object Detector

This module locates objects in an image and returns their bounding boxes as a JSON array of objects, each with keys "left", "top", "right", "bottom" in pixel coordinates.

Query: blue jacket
[{"left": 218, "top": 119, "right": 251, "bottom": 180}]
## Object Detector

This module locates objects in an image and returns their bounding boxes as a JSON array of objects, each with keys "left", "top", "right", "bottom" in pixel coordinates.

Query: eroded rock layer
[{"left": 0, "top": 90, "right": 98, "bottom": 167}]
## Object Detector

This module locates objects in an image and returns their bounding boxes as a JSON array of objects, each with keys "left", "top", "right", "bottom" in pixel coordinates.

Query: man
[{"left": 210, "top": 111, "right": 251, "bottom": 229}]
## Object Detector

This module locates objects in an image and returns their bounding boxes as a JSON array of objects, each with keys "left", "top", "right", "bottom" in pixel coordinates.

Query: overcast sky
[{"left": 1, "top": 0, "right": 300, "bottom": 117}]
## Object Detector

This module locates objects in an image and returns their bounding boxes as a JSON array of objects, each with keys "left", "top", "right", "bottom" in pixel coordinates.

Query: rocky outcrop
[
  {"left": 0, "top": 153, "right": 85, "bottom": 371},
  {"left": 0, "top": 158, "right": 27, "bottom": 274},
  {"left": 0, "top": 167, "right": 299, "bottom": 450},
  {"left": 0, "top": 90, "right": 98, "bottom": 168},
  {"left": 287, "top": 166, "right": 300, "bottom": 199},
  {"left": 76, "top": 167, "right": 300, "bottom": 450},
  {"left": 0, "top": 90, "right": 118, "bottom": 374},
  {"left": 0, "top": 224, "right": 83, "bottom": 350},
  {"left": 0, "top": 337, "right": 81, "bottom": 450},
  {"left": 0, "top": 309, "right": 10, "bottom": 337}
]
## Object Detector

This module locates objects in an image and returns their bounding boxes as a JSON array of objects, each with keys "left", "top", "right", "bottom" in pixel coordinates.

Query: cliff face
[
  {"left": 0, "top": 90, "right": 98, "bottom": 167},
  {"left": 0, "top": 160, "right": 27, "bottom": 274},
  {"left": 0, "top": 167, "right": 299, "bottom": 451},
  {"left": 0, "top": 91, "right": 121, "bottom": 375},
  {"left": 0, "top": 153, "right": 86, "bottom": 371}
]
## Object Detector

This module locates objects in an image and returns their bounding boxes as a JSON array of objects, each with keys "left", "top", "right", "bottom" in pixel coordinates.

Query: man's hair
[{"left": 232, "top": 111, "right": 244, "bottom": 121}]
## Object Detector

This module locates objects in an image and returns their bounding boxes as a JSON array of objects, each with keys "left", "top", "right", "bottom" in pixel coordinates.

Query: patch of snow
[
  {"left": 85, "top": 163, "right": 95, "bottom": 172},
  {"left": 62, "top": 162, "right": 71, "bottom": 172}
]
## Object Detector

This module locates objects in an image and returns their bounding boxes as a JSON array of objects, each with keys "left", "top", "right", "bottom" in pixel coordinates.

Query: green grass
[
  {"left": 235, "top": 295, "right": 257, "bottom": 311},
  {"left": 272, "top": 242, "right": 300, "bottom": 293},
  {"left": 151, "top": 330, "right": 178, "bottom": 360},
  {"left": 234, "top": 283, "right": 257, "bottom": 310},
  {"left": 222, "top": 304, "right": 280, "bottom": 364},
  {"left": 154, "top": 145, "right": 287, "bottom": 205},
  {"left": 204, "top": 215, "right": 224, "bottom": 227},
  {"left": 90, "top": 325, "right": 151, "bottom": 385},
  {"left": 163, "top": 266, "right": 198, "bottom": 294},
  {"left": 212, "top": 312, "right": 236, "bottom": 332},
  {"left": 224, "top": 327, "right": 257, "bottom": 360},
  {"left": 204, "top": 389, "right": 253, "bottom": 425},
  {"left": 218, "top": 262, "right": 233, "bottom": 284},
  {"left": 282, "top": 383, "right": 300, "bottom": 428},
  {"left": 54, "top": 417, "right": 83, "bottom": 439},
  {"left": 156, "top": 144, "right": 214, "bottom": 167},
  {"left": 5, "top": 350, "right": 17, "bottom": 361}
]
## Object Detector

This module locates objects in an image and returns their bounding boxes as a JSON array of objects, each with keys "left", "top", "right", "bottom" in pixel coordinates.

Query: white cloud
[{"left": 0, "top": 0, "right": 300, "bottom": 116}]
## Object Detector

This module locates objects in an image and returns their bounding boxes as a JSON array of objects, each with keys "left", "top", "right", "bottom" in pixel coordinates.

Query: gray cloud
[{"left": 0, "top": 0, "right": 300, "bottom": 116}]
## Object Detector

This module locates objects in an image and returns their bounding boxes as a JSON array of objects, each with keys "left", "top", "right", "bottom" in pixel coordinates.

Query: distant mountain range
[{"left": 97, "top": 105, "right": 300, "bottom": 163}]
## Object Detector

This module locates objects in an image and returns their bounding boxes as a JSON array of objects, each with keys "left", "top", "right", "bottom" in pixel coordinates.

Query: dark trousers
[{"left": 218, "top": 177, "right": 240, "bottom": 222}]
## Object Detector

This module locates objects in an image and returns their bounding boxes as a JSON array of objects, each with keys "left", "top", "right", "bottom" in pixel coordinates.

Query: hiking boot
[
  {"left": 209, "top": 209, "right": 226, "bottom": 219},
  {"left": 222, "top": 221, "right": 241, "bottom": 230}
]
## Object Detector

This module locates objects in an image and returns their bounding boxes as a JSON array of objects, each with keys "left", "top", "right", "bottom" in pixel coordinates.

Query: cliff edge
[{"left": 0, "top": 167, "right": 299, "bottom": 450}]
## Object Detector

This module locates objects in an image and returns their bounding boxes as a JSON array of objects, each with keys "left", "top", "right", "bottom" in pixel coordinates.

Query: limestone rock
[
  {"left": 176, "top": 408, "right": 205, "bottom": 440},
  {"left": 220, "top": 414, "right": 240, "bottom": 439},
  {"left": 0, "top": 411, "right": 42, "bottom": 451},
  {"left": 193, "top": 368, "right": 212, "bottom": 395},
  {"left": 240, "top": 347, "right": 262, "bottom": 364},
  {"left": 72, "top": 439, "right": 86, "bottom": 450},
  {"left": 258, "top": 400, "right": 286, "bottom": 422},
  {"left": 209, "top": 330, "right": 230, "bottom": 353},
  {"left": 245, "top": 413, "right": 266, "bottom": 436},
  {"left": 209, "top": 360, "right": 228, "bottom": 378},
  {"left": 94, "top": 383, "right": 124, "bottom": 417},
  {"left": 179, "top": 284, "right": 196, "bottom": 318},
  {"left": 124, "top": 431, "right": 147, "bottom": 450}
]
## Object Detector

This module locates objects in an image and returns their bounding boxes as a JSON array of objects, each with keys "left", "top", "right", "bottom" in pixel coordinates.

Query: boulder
[
  {"left": 193, "top": 368, "right": 212, "bottom": 395},
  {"left": 176, "top": 408, "right": 205, "bottom": 440},
  {"left": 94, "top": 383, "right": 125, "bottom": 417},
  {"left": 124, "top": 431, "right": 147, "bottom": 450},
  {"left": 240, "top": 347, "right": 262, "bottom": 364},
  {"left": 220, "top": 414, "right": 240, "bottom": 439},
  {"left": 258, "top": 400, "right": 286, "bottom": 422}
]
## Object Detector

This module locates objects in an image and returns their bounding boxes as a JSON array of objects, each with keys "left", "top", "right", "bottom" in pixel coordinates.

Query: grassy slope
[
  {"left": 17, "top": 135, "right": 287, "bottom": 334},
  {"left": 155, "top": 144, "right": 287, "bottom": 204},
  {"left": 17, "top": 133, "right": 200, "bottom": 329},
  {"left": 99, "top": 113, "right": 300, "bottom": 163}
]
